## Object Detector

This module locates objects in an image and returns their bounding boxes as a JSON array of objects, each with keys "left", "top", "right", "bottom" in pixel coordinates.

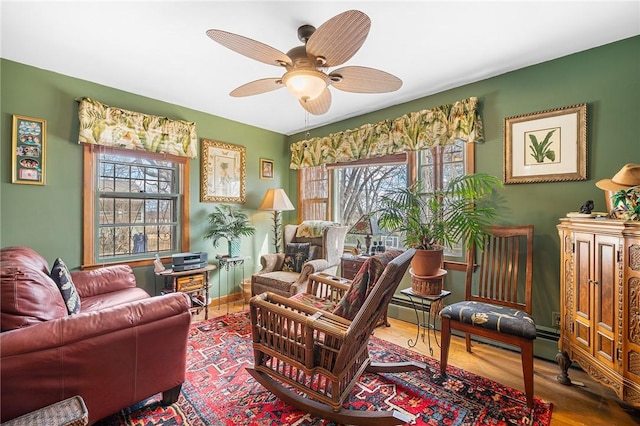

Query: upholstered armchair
[{"left": 251, "top": 221, "right": 348, "bottom": 298}]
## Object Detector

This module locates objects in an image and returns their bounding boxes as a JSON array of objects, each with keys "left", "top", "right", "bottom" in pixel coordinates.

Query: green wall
[
  {"left": 1, "top": 36, "right": 638, "bottom": 360},
  {"left": 288, "top": 36, "right": 640, "bottom": 340},
  {"left": 0, "top": 59, "right": 290, "bottom": 297}
]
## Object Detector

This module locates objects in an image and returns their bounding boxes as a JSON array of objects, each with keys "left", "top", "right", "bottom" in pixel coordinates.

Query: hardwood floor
[{"left": 198, "top": 302, "right": 640, "bottom": 426}]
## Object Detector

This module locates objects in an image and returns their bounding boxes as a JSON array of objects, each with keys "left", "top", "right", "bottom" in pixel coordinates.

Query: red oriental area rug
[{"left": 96, "top": 312, "right": 552, "bottom": 425}]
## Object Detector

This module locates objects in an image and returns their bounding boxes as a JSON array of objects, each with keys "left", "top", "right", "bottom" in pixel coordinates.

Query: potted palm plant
[
  {"left": 376, "top": 173, "right": 503, "bottom": 276},
  {"left": 204, "top": 204, "right": 255, "bottom": 257}
]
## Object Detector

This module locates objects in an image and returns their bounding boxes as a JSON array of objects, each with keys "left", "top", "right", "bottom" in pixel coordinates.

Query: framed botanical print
[
  {"left": 200, "top": 138, "right": 246, "bottom": 203},
  {"left": 12, "top": 115, "right": 46, "bottom": 185},
  {"left": 504, "top": 104, "right": 587, "bottom": 184}
]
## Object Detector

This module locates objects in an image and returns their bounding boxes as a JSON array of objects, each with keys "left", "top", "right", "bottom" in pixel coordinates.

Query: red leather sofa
[{"left": 0, "top": 246, "right": 192, "bottom": 424}]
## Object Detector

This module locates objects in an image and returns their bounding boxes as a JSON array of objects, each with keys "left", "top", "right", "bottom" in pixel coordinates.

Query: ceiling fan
[{"left": 206, "top": 10, "right": 402, "bottom": 115}]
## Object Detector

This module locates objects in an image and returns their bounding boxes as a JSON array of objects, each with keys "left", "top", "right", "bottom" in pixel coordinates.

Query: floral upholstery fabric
[
  {"left": 295, "top": 221, "right": 338, "bottom": 238},
  {"left": 290, "top": 292, "right": 338, "bottom": 312},
  {"left": 440, "top": 301, "right": 537, "bottom": 340},
  {"left": 332, "top": 250, "right": 403, "bottom": 320}
]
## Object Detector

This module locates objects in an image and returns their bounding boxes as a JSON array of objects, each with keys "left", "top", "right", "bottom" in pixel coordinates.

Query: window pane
[
  {"left": 96, "top": 151, "right": 179, "bottom": 261},
  {"left": 335, "top": 163, "right": 407, "bottom": 250},
  {"left": 299, "top": 166, "right": 328, "bottom": 221},
  {"left": 336, "top": 164, "right": 407, "bottom": 226},
  {"left": 418, "top": 141, "right": 467, "bottom": 258}
]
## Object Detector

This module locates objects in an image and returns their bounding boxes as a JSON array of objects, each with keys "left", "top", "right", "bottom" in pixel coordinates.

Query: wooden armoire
[{"left": 557, "top": 217, "right": 640, "bottom": 406}]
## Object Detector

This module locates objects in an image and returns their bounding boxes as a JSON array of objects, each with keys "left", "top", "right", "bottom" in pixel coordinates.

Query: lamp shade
[
  {"left": 348, "top": 215, "right": 379, "bottom": 235},
  {"left": 258, "top": 189, "right": 295, "bottom": 211}
]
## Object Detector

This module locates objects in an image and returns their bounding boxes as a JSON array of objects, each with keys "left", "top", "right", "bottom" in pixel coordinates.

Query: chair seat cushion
[
  {"left": 290, "top": 293, "right": 338, "bottom": 312},
  {"left": 252, "top": 271, "right": 300, "bottom": 293},
  {"left": 440, "top": 301, "right": 537, "bottom": 340}
]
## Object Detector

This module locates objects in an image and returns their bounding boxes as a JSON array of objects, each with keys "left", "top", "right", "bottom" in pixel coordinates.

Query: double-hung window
[{"left": 83, "top": 145, "right": 190, "bottom": 267}]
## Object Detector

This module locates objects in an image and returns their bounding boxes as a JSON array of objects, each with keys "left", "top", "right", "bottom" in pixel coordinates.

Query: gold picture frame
[
  {"left": 504, "top": 104, "right": 587, "bottom": 184},
  {"left": 12, "top": 115, "right": 46, "bottom": 185},
  {"left": 260, "top": 158, "right": 274, "bottom": 180},
  {"left": 200, "top": 138, "right": 246, "bottom": 203}
]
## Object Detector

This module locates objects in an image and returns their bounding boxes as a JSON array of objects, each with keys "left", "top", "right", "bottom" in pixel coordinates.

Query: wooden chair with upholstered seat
[
  {"left": 439, "top": 225, "right": 536, "bottom": 409},
  {"left": 247, "top": 249, "right": 419, "bottom": 425}
]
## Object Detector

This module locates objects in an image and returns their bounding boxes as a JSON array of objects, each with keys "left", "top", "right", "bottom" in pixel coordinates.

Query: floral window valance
[
  {"left": 77, "top": 97, "right": 198, "bottom": 158},
  {"left": 290, "top": 97, "right": 483, "bottom": 169}
]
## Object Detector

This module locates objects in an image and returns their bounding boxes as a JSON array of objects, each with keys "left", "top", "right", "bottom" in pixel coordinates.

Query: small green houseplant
[
  {"left": 376, "top": 173, "right": 502, "bottom": 276},
  {"left": 610, "top": 185, "right": 640, "bottom": 220},
  {"left": 204, "top": 204, "right": 255, "bottom": 257}
]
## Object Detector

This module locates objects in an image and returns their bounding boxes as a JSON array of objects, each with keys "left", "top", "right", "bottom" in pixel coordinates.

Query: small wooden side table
[
  {"left": 156, "top": 264, "right": 216, "bottom": 320},
  {"left": 340, "top": 255, "right": 368, "bottom": 280}
]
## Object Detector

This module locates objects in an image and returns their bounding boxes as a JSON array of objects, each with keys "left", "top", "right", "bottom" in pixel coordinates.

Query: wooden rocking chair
[{"left": 247, "top": 249, "right": 420, "bottom": 425}]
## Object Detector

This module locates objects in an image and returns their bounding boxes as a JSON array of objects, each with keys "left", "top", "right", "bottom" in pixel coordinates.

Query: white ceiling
[{"left": 2, "top": 1, "right": 639, "bottom": 135}]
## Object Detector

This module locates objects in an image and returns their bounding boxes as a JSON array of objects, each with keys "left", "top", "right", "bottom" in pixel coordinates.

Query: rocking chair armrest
[
  {"left": 305, "top": 273, "right": 351, "bottom": 302},
  {"left": 250, "top": 292, "right": 351, "bottom": 335},
  {"left": 306, "top": 310, "right": 350, "bottom": 338},
  {"left": 251, "top": 291, "right": 321, "bottom": 317}
]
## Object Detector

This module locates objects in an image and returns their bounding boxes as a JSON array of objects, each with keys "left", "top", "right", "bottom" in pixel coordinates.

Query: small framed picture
[
  {"left": 260, "top": 158, "right": 274, "bottom": 180},
  {"left": 12, "top": 115, "right": 46, "bottom": 185}
]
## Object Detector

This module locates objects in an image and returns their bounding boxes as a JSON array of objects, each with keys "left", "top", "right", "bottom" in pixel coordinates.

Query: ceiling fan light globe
[{"left": 282, "top": 69, "right": 328, "bottom": 101}]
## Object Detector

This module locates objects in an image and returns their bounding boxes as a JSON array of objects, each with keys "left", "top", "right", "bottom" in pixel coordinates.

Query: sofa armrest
[
  {"left": 0, "top": 292, "right": 191, "bottom": 423},
  {"left": 294, "top": 259, "right": 330, "bottom": 285},
  {"left": 257, "top": 253, "right": 285, "bottom": 274},
  {"left": 71, "top": 265, "right": 137, "bottom": 298},
  {"left": 1, "top": 292, "right": 190, "bottom": 357}
]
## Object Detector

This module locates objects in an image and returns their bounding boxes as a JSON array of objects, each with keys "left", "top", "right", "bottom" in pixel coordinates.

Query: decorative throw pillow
[
  {"left": 50, "top": 258, "right": 81, "bottom": 315},
  {"left": 282, "top": 243, "right": 310, "bottom": 273},
  {"left": 333, "top": 250, "right": 403, "bottom": 320}
]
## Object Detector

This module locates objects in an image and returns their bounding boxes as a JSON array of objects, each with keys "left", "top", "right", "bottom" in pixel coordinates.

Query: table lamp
[
  {"left": 348, "top": 214, "right": 380, "bottom": 256},
  {"left": 258, "top": 188, "right": 295, "bottom": 252}
]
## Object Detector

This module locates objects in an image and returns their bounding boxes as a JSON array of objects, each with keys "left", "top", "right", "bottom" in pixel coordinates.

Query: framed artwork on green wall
[
  {"left": 260, "top": 158, "right": 274, "bottom": 180},
  {"left": 11, "top": 115, "right": 46, "bottom": 185},
  {"left": 504, "top": 103, "right": 587, "bottom": 184},
  {"left": 200, "top": 138, "right": 246, "bottom": 203}
]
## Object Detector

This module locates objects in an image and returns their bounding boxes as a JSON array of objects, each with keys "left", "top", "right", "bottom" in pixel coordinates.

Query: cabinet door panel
[
  {"left": 574, "top": 234, "right": 593, "bottom": 350},
  {"left": 595, "top": 235, "right": 619, "bottom": 368}
]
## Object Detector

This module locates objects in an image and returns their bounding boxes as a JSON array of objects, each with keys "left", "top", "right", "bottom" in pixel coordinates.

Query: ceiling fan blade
[
  {"left": 330, "top": 66, "right": 402, "bottom": 93},
  {"left": 206, "top": 29, "right": 292, "bottom": 67},
  {"left": 306, "top": 10, "right": 370, "bottom": 67},
  {"left": 300, "top": 88, "right": 332, "bottom": 115},
  {"left": 230, "top": 78, "right": 283, "bottom": 97}
]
